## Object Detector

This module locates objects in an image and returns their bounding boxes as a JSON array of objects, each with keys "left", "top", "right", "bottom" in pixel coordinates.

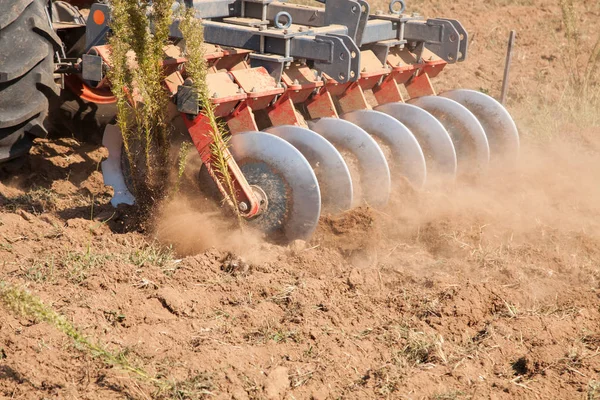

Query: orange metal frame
[{"left": 71, "top": 42, "right": 447, "bottom": 218}]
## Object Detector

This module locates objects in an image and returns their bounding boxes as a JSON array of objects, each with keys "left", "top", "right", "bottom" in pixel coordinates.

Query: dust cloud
[{"left": 153, "top": 131, "right": 600, "bottom": 276}]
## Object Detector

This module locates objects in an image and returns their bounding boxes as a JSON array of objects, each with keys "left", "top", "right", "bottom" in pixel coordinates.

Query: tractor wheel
[{"left": 0, "top": 0, "right": 60, "bottom": 162}]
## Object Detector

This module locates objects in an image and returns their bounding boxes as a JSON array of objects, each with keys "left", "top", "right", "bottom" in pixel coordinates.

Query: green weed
[
  {"left": 0, "top": 283, "right": 170, "bottom": 394},
  {"left": 107, "top": 0, "right": 174, "bottom": 215},
  {"left": 179, "top": 10, "right": 241, "bottom": 221}
]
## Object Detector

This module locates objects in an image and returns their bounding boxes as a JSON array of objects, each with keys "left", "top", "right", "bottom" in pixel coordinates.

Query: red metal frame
[
  {"left": 70, "top": 41, "right": 448, "bottom": 219},
  {"left": 64, "top": 75, "right": 116, "bottom": 104}
]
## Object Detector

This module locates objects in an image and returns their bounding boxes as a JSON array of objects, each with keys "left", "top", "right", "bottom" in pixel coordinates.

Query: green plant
[
  {"left": 21, "top": 257, "right": 55, "bottom": 283},
  {"left": 588, "top": 380, "right": 600, "bottom": 400},
  {"left": 178, "top": 10, "right": 241, "bottom": 221},
  {"left": 0, "top": 282, "right": 170, "bottom": 393},
  {"left": 128, "top": 242, "right": 175, "bottom": 271},
  {"left": 173, "top": 141, "right": 193, "bottom": 195},
  {"left": 107, "top": 0, "right": 174, "bottom": 215},
  {"left": 63, "top": 251, "right": 111, "bottom": 283},
  {"left": 432, "top": 390, "right": 470, "bottom": 400}
]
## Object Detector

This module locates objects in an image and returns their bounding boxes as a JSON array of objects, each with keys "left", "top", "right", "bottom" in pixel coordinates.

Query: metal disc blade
[
  {"left": 265, "top": 125, "right": 353, "bottom": 214},
  {"left": 375, "top": 102, "right": 457, "bottom": 179},
  {"left": 440, "top": 89, "right": 520, "bottom": 164},
  {"left": 101, "top": 124, "right": 135, "bottom": 206},
  {"left": 230, "top": 131, "right": 321, "bottom": 242},
  {"left": 308, "top": 118, "right": 391, "bottom": 207},
  {"left": 408, "top": 96, "right": 490, "bottom": 174},
  {"left": 342, "top": 109, "right": 427, "bottom": 189}
]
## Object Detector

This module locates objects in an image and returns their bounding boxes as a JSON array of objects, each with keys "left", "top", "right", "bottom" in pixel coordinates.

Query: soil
[{"left": 2, "top": 1, "right": 600, "bottom": 399}]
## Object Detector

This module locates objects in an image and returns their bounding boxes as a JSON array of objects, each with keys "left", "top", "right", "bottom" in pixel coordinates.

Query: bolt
[
  {"left": 293, "top": 79, "right": 300, "bottom": 85},
  {"left": 411, "top": 12, "right": 420, "bottom": 17},
  {"left": 298, "top": 27, "right": 304, "bottom": 32},
  {"left": 212, "top": 92, "right": 219, "bottom": 98},
  {"left": 238, "top": 202, "right": 249, "bottom": 212}
]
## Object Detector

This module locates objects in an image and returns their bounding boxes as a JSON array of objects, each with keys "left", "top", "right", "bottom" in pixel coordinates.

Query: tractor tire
[{"left": 0, "top": 0, "right": 60, "bottom": 162}]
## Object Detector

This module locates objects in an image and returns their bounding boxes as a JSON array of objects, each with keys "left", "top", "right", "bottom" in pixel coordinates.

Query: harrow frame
[{"left": 45, "top": 0, "right": 518, "bottom": 241}]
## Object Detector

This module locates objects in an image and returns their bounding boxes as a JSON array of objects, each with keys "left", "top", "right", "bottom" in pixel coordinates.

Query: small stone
[
  {"left": 264, "top": 366, "right": 289, "bottom": 400},
  {"left": 347, "top": 268, "right": 362, "bottom": 289},
  {"left": 17, "top": 210, "right": 34, "bottom": 222},
  {"left": 232, "top": 389, "right": 250, "bottom": 400},
  {"left": 155, "top": 287, "right": 185, "bottom": 316},
  {"left": 220, "top": 253, "right": 250, "bottom": 276}
]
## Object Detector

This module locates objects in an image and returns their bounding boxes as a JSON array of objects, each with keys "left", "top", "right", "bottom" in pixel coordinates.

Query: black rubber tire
[{"left": 0, "top": 0, "right": 60, "bottom": 162}]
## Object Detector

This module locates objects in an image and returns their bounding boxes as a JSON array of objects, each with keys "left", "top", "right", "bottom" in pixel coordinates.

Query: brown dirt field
[{"left": 2, "top": 0, "right": 600, "bottom": 399}]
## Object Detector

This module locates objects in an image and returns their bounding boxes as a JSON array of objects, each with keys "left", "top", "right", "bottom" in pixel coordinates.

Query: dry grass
[
  {"left": 518, "top": 0, "right": 600, "bottom": 137},
  {"left": 559, "top": 0, "right": 600, "bottom": 100}
]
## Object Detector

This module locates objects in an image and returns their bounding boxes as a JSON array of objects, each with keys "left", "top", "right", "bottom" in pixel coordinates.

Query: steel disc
[
  {"left": 101, "top": 124, "right": 135, "bottom": 206},
  {"left": 342, "top": 109, "right": 427, "bottom": 189},
  {"left": 408, "top": 96, "right": 490, "bottom": 174},
  {"left": 265, "top": 125, "right": 353, "bottom": 214},
  {"left": 308, "top": 118, "right": 391, "bottom": 207},
  {"left": 375, "top": 102, "right": 457, "bottom": 178},
  {"left": 440, "top": 89, "right": 519, "bottom": 164},
  {"left": 230, "top": 131, "right": 321, "bottom": 242}
]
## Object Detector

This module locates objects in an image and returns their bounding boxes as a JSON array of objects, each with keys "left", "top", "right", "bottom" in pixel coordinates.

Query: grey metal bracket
[
  {"left": 249, "top": 53, "right": 292, "bottom": 81},
  {"left": 436, "top": 18, "right": 468, "bottom": 61},
  {"left": 323, "top": 0, "right": 364, "bottom": 43},
  {"left": 176, "top": 83, "right": 200, "bottom": 115},
  {"left": 85, "top": 3, "right": 110, "bottom": 51},
  {"left": 82, "top": 54, "right": 103, "bottom": 82},
  {"left": 354, "top": 0, "right": 370, "bottom": 46},
  {"left": 308, "top": 34, "right": 358, "bottom": 82},
  {"left": 404, "top": 19, "right": 461, "bottom": 63},
  {"left": 363, "top": 39, "right": 405, "bottom": 65},
  {"left": 325, "top": 33, "right": 360, "bottom": 80},
  {"left": 201, "top": 20, "right": 359, "bottom": 83},
  {"left": 185, "top": 0, "right": 240, "bottom": 19}
]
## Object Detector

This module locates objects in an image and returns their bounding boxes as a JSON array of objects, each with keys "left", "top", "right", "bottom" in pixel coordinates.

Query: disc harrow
[{"left": 81, "top": 0, "right": 521, "bottom": 242}]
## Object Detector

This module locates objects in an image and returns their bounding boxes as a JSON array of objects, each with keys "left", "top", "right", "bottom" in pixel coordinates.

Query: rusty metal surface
[
  {"left": 184, "top": 112, "right": 262, "bottom": 217},
  {"left": 405, "top": 72, "right": 436, "bottom": 98}
]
